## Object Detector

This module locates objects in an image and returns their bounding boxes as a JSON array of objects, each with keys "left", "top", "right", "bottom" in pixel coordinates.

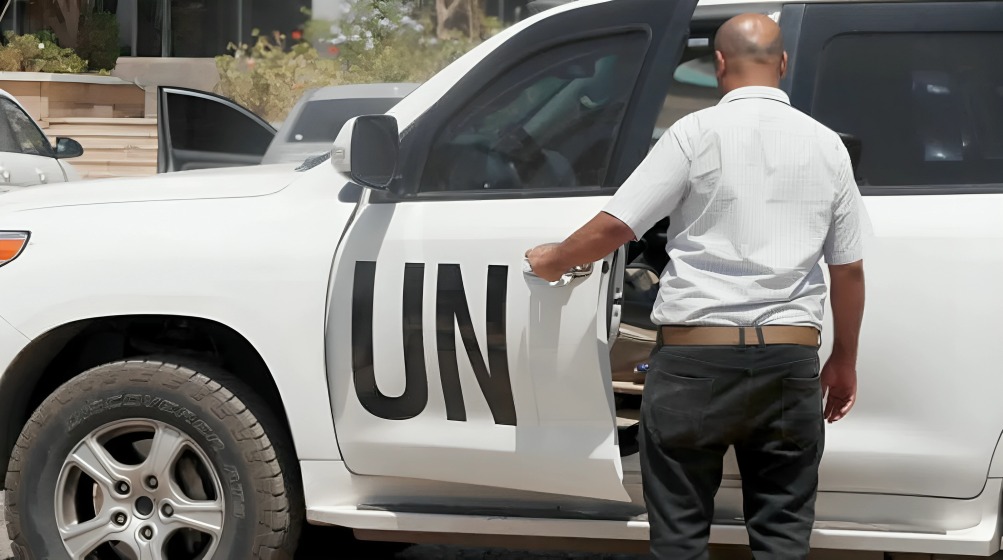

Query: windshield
[{"left": 287, "top": 97, "right": 403, "bottom": 143}]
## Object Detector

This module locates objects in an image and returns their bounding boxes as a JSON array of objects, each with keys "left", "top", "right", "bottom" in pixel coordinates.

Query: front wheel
[{"left": 4, "top": 359, "right": 302, "bottom": 560}]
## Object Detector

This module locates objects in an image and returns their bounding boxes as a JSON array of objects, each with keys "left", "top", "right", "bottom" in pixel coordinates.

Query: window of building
[
  {"left": 419, "top": 32, "right": 648, "bottom": 193},
  {"left": 813, "top": 32, "right": 1003, "bottom": 187},
  {"left": 0, "top": 99, "right": 54, "bottom": 157}
]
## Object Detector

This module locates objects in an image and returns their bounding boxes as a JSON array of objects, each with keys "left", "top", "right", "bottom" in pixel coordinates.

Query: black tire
[{"left": 4, "top": 359, "right": 303, "bottom": 560}]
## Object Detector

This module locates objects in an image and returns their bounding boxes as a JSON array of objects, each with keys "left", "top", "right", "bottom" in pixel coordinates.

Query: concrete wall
[
  {"left": 0, "top": 73, "right": 146, "bottom": 121},
  {"left": 112, "top": 57, "right": 221, "bottom": 117}
]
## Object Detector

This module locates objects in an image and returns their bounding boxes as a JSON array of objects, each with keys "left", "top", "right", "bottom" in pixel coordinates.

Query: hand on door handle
[{"left": 523, "top": 259, "right": 594, "bottom": 287}]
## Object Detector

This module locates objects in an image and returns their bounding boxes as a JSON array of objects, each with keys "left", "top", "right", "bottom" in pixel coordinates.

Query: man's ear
[
  {"left": 779, "top": 51, "right": 789, "bottom": 79},
  {"left": 714, "top": 50, "right": 726, "bottom": 79}
]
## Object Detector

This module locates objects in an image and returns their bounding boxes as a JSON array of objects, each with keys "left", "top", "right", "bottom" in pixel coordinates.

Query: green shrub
[
  {"left": 77, "top": 11, "right": 120, "bottom": 71},
  {"left": 215, "top": 0, "right": 480, "bottom": 121},
  {"left": 0, "top": 31, "right": 88, "bottom": 73},
  {"left": 216, "top": 32, "right": 347, "bottom": 123}
]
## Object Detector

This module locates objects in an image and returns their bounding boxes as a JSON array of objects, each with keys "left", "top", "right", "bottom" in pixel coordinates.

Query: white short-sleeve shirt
[{"left": 603, "top": 86, "right": 867, "bottom": 329}]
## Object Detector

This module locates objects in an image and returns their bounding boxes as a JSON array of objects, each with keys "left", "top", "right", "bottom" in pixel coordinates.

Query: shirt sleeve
[
  {"left": 823, "top": 149, "right": 866, "bottom": 265},
  {"left": 602, "top": 117, "right": 694, "bottom": 239}
]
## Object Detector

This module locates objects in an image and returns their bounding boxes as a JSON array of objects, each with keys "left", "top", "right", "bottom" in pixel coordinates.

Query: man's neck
[{"left": 720, "top": 77, "right": 781, "bottom": 95}]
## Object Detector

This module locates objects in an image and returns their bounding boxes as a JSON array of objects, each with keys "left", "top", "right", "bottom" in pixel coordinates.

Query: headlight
[{"left": 0, "top": 231, "right": 29, "bottom": 267}]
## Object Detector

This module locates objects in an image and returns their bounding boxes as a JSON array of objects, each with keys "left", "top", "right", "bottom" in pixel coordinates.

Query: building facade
[{"left": 2, "top": 0, "right": 311, "bottom": 57}]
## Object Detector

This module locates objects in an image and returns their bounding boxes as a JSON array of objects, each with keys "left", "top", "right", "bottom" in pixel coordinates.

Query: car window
[
  {"left": 0, "top": 98, "right": 54, "bottom": 157},
  {"left": 654, "top": 51, "right": 721, "bottom": 144},
  {"left": 420, "top": 32, "right": 648, "bottom": 193},
  {"left": 812, "top": 32, "right": 1003, "bottom": 187},
  {"left": 288, "top": 97, "right": 402, "bottom": 143},
  {"left": 165, "top": 93, "right": 273, "bottom": 155}
]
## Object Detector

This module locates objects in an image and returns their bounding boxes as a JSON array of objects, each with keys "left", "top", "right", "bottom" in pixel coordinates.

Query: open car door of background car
[{"left": 157, "top": 86, "right": 276, "bottom": 173}]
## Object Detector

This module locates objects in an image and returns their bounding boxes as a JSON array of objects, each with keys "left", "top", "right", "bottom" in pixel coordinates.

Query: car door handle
[
  {"left": 0, "top": 166, "right": 9, "bottom": 182},
  {"left": 36, "top": 169, "right": 47, "bottom": 183},
  {"left": 523, "top": 260, "right": 594, "bottom": 287}
]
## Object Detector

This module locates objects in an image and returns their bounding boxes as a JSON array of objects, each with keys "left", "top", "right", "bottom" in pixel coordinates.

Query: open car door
[
  {"left": 157, "top": 86, "right": 276, "bottom": 173},
  {"left": 327, "top": 0, "right": 698, "bottom": 503}
]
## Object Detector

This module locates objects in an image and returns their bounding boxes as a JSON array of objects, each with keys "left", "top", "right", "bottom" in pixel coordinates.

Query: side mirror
[
  {"left": 55, "top": 137, "right": 84, "bottom": 159},
  {"left": 331, "top": 115, "right": 400, "bottom": 190},
  {"left": 838, "top": 132, "right": 862, "bottom": 179}
]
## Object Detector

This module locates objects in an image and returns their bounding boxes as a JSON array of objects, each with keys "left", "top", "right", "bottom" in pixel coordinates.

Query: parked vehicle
[
  {"left": 156, "top": 83, "right": 418, "bottom": 172},
  {"left": 2, "top": 0, "right": 1003, "bottom": 558},
  {"left": 0, "top": 88, "right": 83, "bottom": 193}
]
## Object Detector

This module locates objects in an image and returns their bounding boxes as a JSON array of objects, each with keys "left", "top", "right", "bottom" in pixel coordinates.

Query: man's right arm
[
  {"left": 821, "top": 148, "right": 867, "bottom": 422},
  {"left": 824, "top": 260, "right": 864, "bottom": 422}
]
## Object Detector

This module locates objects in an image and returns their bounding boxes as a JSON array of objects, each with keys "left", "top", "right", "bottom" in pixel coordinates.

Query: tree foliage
[
  {"left": 76, "top": 11, "right": 120, "bottom": 71},
  {"left": 216, "top": 0, "right": 480, "bottom": 123},
  {"left": 0, "top": 31, "right": 88, "bottom": 73}
]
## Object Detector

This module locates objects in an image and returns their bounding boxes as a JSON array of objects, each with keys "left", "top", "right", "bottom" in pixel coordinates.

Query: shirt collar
[{"left": 718, "top": 86, "right": 791, "bottom": 106}]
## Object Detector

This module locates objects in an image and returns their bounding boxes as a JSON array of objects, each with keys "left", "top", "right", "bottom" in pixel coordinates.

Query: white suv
[
  {"left": 1, "top": 0, "right": 1002, "bottom": 558},
  {"left": 0, "top": 89, "right": 82, "bottom": 192}
]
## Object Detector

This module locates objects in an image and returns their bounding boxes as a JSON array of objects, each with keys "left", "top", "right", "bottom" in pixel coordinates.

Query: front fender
[{"left": 0, "top": 169, "right": 358, "bottom": 463}]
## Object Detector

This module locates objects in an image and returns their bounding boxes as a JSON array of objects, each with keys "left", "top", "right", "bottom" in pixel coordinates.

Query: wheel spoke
[
  {"left": 68, "top": 436, "right": 127, "bottom": 491},
  {"left": 116, "top": 532, "right": 165, "bottom": 560},
  {"left": 59, "top": 513, "right": 122, "bottom": 559},
  {"left": 135, "top": 536, "right": 166, "bottom": 560},
  {"left": 144, "top": 425, "right": 188, "bottom": 479},
  {"left": 164, "top": 498, "right": 224, "bottom": 538}
]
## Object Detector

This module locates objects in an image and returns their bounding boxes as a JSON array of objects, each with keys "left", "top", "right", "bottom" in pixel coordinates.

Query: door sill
[{"left": 308, "top": 499, "right": 1001, "bottom": 556}]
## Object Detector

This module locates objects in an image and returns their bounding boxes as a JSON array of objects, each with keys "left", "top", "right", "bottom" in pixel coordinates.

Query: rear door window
[{"left": 813, "top": 32, "right": 1003, "bottom": 187}]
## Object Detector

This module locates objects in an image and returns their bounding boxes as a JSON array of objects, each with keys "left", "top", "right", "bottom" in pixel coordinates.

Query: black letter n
[{"left": 436, "top": 264, "right": 516, "bottom": 426}]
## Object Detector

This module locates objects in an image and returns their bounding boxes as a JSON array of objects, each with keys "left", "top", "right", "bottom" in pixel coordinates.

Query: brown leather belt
[{"left": 660, "top": 326, "right": 820, "bottom": 347}]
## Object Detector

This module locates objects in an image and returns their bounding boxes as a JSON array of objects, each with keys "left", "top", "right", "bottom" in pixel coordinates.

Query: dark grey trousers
[{"left": 639, "top": 344, "right": 824, "bottom": 560}]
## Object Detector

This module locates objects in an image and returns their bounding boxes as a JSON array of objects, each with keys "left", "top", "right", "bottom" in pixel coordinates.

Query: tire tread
[{"left": 4, "top": 357, "right": 303, "bottom": 560}]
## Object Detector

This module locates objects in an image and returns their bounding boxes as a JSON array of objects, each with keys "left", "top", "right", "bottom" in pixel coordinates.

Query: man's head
[{"left": 713, "top": 13, "right": 787, "bottom": 94}]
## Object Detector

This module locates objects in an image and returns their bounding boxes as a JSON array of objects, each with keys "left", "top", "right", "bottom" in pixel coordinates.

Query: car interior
[
  {"left": 420, "top": 32, "right": 649, "bottom": 192},
  {"left": 609, "top": 29, "right": 723, "bottom": 456}
]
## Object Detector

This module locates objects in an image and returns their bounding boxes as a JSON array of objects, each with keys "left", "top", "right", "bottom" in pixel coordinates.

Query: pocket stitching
[{"left": 781, "top": 376, "right": 822, "bottom": 449}]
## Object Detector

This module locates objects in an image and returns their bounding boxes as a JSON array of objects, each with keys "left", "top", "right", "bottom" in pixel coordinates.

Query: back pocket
[
  {"left": 781, "top": 376, "right": 823, "bottom": 449},
  {"left": 642, "top": 371, "right": 714, "bottom": 447}
]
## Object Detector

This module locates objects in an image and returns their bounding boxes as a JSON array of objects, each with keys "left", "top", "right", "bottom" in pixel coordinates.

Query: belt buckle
[{"left": 738, "top": 326, "right": 766, "bottom": 348}]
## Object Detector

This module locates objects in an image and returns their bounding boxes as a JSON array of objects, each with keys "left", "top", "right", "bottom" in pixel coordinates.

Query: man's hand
[
  {"left": 821, "top": 356, "right": 856, "bottom": 423},
  {"left": 525, "top": 243, "right": 566, "bottom": 282},
  {"left": 524, "top": 213, "right": 636, "bottom": 283}
]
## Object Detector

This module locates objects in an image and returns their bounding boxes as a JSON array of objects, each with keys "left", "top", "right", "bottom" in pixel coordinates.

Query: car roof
[
  {"left": 303, "top": 83, "right": 420, "bottom": 102},
  {"left": 530, "top": 0, "right": 937, "bottom": 21}
]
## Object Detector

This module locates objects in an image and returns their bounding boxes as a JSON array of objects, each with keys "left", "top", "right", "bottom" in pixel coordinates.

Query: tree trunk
[
  {"left": 50, "top": 0, "right": 83, "bottom": 46},
  {"left": 435, "top": 0, "right": 464, "bottom": 39},
  {"left": 466, "top": 0, "right": 474, "bottom": 39},
  {"left": 468, "top": 0, "right": 482, "bottom": 39}
]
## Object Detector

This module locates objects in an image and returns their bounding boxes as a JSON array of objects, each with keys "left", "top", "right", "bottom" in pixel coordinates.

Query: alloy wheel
[{"left": 54, "top": 419, "right": 225, "bottom": 560}]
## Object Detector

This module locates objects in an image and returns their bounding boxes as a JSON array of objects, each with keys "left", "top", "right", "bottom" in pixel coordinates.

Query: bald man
[{"left": 526, "top": 13, "right": 866, "bottom": 560}]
